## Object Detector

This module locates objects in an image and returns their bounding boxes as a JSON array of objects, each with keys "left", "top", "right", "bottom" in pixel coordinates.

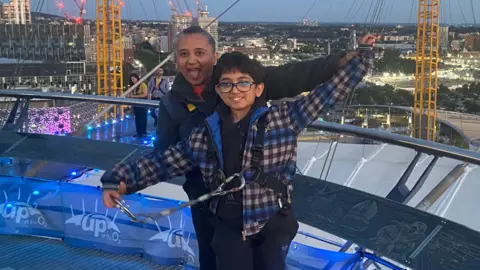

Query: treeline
[{"left": 351, "top": 83, "right": 480, "bottom": 114}]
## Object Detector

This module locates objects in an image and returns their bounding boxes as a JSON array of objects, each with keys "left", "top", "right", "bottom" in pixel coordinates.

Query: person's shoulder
[
  {"left": 160, "top": 91, "right": 189, "bottom": 119},
  {"left": 161, "top": 89, "right": 184, "bottom": 104}
]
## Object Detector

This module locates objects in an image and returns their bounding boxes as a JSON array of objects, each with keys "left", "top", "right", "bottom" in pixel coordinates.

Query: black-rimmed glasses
[{"left": 215, "top": 81, "right": 255, "bottom": 93}]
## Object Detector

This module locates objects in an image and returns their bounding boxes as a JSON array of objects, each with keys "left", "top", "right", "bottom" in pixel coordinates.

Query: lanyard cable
[{"left": 115, "top": 169, "right": 246, "bottom": 223}]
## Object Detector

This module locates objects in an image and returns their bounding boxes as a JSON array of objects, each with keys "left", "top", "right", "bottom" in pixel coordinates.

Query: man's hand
[
  {"left": 102, "top": 181, "right": 127, "bottom": 208},
  {"left": 359, "top": 34, "right": 377, "bottom": 46},
  {"left": 339, "top": 34, "right": 377, "bottom": 67}
]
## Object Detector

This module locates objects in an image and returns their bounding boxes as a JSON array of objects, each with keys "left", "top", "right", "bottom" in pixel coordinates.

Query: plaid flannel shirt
[{"left": 103, "top": 49, "right": 375, "bottom": 236}]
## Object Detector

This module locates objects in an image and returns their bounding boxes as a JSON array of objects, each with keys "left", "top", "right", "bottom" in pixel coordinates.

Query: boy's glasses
[{"left": 216, "top": 81, "right": 255, "bottom": 93}]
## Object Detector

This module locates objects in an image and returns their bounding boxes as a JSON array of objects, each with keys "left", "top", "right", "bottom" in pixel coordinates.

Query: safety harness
[
  {"left": 250, "top": 115, "right": 293, "bottom": 215},
  {"left": 207, "top": 114, "right": 293, "bottom": 216}
]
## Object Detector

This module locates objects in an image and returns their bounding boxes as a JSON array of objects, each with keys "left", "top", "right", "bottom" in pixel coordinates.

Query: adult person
[
  {"left": 103, "top": 26, "right": 364, "bottom": 269},
  {"left": 101, "top": 39, "right": 375, "bottom": 269},
  {"left": 147, "top": 67, "right": 170, "bottom": 126},
  {"left": 128, "top": 73, "right": 148, "bottom": 137}
]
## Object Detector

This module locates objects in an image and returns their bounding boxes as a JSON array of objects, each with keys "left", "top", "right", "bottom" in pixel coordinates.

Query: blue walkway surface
[
  {"left": 0, "top": 234, "right": 180, "bottom": 270},
  {"left": 0, "top": 176, "right": 361, "bottom": 270}
]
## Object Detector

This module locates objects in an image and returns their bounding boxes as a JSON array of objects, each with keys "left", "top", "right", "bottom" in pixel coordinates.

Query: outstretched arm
[
  {"left": 283, "top": 36, "right": 376, "bottom": 134},
  {"left": 101, "top": 132, "right": 201, "bottom": 207},
  {"left": 263, "top": 51, "right": 350, "bottom": 101}
]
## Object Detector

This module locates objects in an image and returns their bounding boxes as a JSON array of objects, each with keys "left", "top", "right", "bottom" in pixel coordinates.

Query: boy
[{"left": 102, "top": 35, "right": 376, "bottom": 269}]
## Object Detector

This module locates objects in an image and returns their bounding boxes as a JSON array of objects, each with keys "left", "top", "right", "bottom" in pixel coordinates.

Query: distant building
[
  {"left": 159, "top": 36, "right": 169, "bottom": 52},
  {"left": 451, "top": 39, "right": 463, "bottom": 51},
  {"left": 286, "top": 38, "right": 297, "bottom": 50},
  {"left": 0, "top": 61, "right": 97, "bottom": 93},
  {"left": 193, "top": 7, "right": 219, "bottom": 51},
  {"left": 237, "top": 38, "right": 265, "bottom": 47},
  {"left": 123, "top": 36, "right": 133, "bottom": 50},
  {"left": 2, "top": 0, "right": 31, "bottom": 24},
  {"left": 374, "top": 43, "right": 415, "bottom": 52},
  {"left": 349, "top": 30, "right": 358, "bottom": 50},
  {"left": 464, "top": 35, "right": 480, "bottom": 51},
  {"left": 382, "top": 35, "right": 414, "bottom": 42},
  {"left": 0, "top": 24, "right": 86, "bottom": 62},
  {"left": 123, "top": 36, "right": 134, "bottom": 63},
  {"left": 225, "top": 47, "right": 269, "bottom": 58},
  {"left": 168, "top": 14, "right": 192, "bottom": 52},
  {"left": 439, "top": 26, "right": 449, "bottom": 52}
]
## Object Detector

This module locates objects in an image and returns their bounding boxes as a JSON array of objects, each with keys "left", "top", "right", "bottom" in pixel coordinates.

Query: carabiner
[
  {"left": 112, "top": 169, "right": 248, "bottom": 223},
  {"left": 114, "top": 199, "right": 139, "bottom": 222}
]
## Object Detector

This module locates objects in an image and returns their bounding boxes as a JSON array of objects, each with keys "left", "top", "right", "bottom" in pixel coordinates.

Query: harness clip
[{"left": 252, "top": 169, "right": 269, "bottom": 186}]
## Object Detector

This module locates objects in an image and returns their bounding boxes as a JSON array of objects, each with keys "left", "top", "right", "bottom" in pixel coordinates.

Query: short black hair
[
  {"left": 175, "top": 26, "right": 216, "bottom": 52},
  {"left": 213, "top": 52, "right": 265, "bottom": 84}
]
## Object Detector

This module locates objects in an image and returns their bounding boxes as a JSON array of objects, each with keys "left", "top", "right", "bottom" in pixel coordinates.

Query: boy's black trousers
[{"left": 210, "top": 210, "right": 299, "bottom": 270}]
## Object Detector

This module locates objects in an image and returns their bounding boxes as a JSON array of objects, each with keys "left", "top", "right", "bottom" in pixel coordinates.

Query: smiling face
[
  {"left": 216, "top": 70, "right": 264, "bottom": 116},
  {"left": 175, "top": 33, "right": 216, "bottom": 86}
]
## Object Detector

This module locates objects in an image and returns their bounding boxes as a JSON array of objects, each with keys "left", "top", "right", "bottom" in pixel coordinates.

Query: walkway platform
[{"left": 0, "top": 234, "right": 180, "bottom": 270}]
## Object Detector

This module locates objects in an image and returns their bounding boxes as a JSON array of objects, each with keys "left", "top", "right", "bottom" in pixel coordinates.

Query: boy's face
[{"left": 216, "top": 70, "right": 264, "bottom": 112}]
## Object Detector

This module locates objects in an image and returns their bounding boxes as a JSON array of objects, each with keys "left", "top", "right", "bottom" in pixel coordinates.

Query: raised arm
[
  {"left": 263, "top": 51, "right": 348, "bottom": 101},
  {"left": 283, "top": 36, "right": 376, "bottom": 134}
]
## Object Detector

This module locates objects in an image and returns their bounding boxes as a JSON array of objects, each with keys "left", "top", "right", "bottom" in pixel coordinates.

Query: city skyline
[{"left": 25, "top": 0, "right": 478, "bottom": 25}]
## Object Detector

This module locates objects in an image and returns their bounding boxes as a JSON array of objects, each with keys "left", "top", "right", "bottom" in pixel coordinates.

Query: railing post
[
  {"left": 2, "top": 98, "right": 21, "bottom": 130},
  {"left": 386, "top": 151, "right": 422, "bottom": 202},
  {"left": 12, "top": 98, "right": 31, "bottom": 132},
  {"left": 402, "top": 155, "right": 438, "bottom": 203},
  {"left": 2, "top": 98, "right": 30, "bottom": 132}
]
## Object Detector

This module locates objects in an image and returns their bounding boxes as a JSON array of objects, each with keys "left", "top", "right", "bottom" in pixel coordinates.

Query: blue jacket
[{"left": 102, "top": 51, "right": 374, "bottom": 236}]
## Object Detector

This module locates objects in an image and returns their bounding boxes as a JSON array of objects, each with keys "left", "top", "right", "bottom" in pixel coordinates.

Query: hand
[
  {"left": 339, "top": 51, "right": 359, "bottom": 67},
  {"left": 102, "top": 181, "right": 127, "bottom": 208},
  {"left": 359, "top": 34, "right": 377, "bottom": 46}
]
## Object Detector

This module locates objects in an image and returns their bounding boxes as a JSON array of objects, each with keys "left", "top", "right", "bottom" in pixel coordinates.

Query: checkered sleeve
[
  {"left": 105, "top": 135, "right": 198, "bottom": 194},
  {"left": 282, "top": 49, "right": 375, "bottom": 134}
]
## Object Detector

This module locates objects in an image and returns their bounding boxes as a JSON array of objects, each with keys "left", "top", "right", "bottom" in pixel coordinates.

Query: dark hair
[
  {"left": 213, "top": 52, "right": 265, "bottom": 84},
  {"left": 129, "top": 73, "right": 140, "bottom": 86},
  {"left": 174, "top": 25, "right": 216, "bottom": 52}
]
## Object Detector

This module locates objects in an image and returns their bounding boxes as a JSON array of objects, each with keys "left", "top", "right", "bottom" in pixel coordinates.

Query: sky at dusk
[{"left": 28, "top": 0, "right": 478, "bottom": 24}]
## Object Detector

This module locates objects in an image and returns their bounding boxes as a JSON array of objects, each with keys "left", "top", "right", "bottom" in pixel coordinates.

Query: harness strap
[
  {"left": 251, "top": 114, "right": 266, "bottom": 167},
  {"left": 250, "top": 114, "right": 292, "bottom": 214}
]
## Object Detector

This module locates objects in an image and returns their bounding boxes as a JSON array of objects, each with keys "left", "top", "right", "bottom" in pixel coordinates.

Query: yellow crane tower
[
  {"left": 96, "top": 0, "right": 124, "bottom": 120},
  {"left": 413, "top": 0, "right": 440, "bottom": 141}
]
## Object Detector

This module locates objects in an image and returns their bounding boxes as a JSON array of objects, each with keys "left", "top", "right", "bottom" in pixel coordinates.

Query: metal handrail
[
  {"left": 2, "top": 90, "right": 480, "bottom": 165},
  {"left": 0, "top": 90, "right": 158, "bottom": 108},
  {"left": 308, "top": 121, "right": 480, "bottom": 165}
]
